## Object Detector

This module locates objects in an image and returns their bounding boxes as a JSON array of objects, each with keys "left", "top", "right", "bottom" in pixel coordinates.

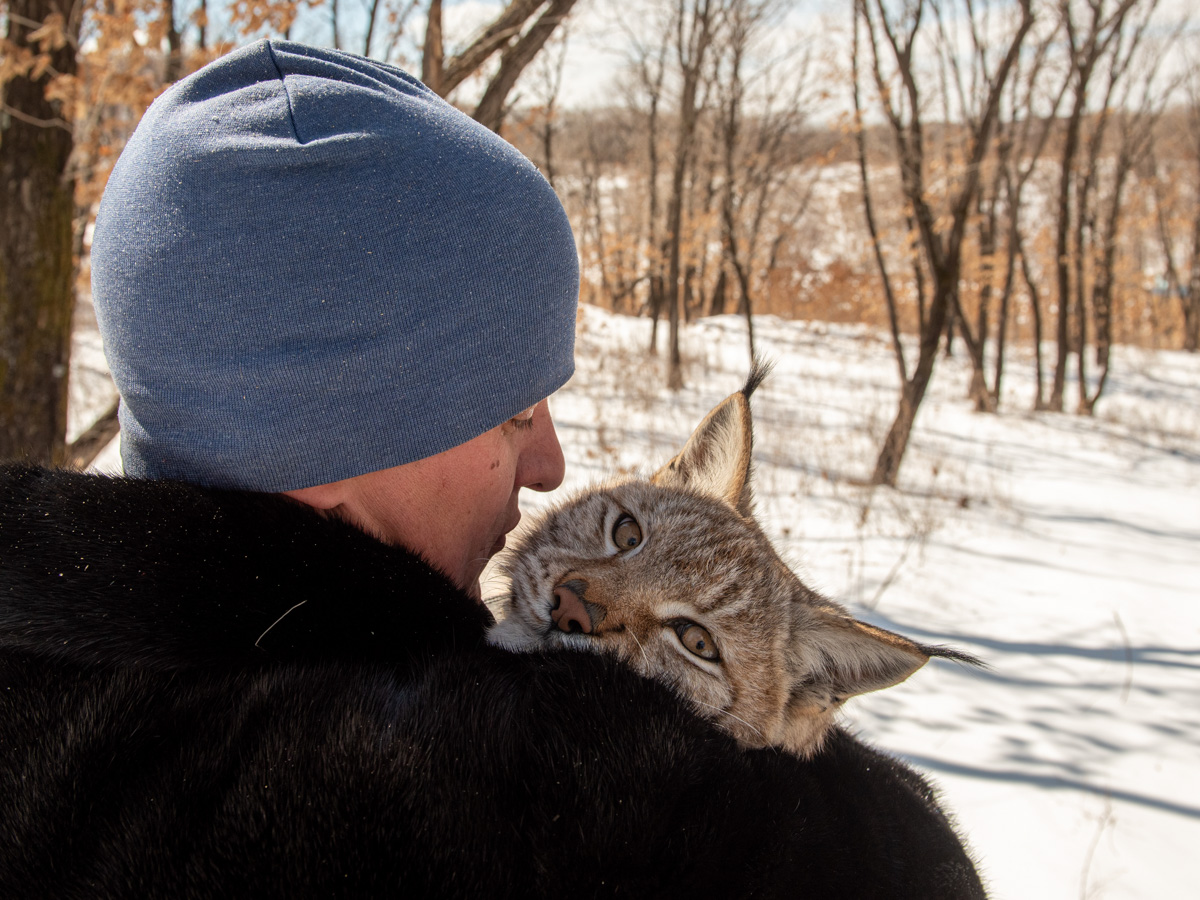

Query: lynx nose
[{"left": 551, "top": 580, "right": 593, "bottom": 634}]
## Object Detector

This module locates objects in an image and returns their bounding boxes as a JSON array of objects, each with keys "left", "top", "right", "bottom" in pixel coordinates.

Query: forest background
[{"left": 2, "top": 0, "right": 1199, "bottom": 488}]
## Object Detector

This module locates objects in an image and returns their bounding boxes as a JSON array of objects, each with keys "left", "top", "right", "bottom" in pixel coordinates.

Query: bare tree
[
  {"left": 712, "top": 0, "right": 814, "bottom": 363},
  {"left": 574, "top": 109, "right": 643, "bottom": 311},
  {"left": 1046, "top": 0, "right": 1146, "bottom": 412},
  {"left": 853, "top": 41, "right": 907, "bottom": 388},
  {"left": 616, "top": 5, "right": 674, "bottom": 352},
  {"left": 1075, "top": 15, "right": 1176, "bottom": 413},
  {"left": 932, "top": 0, "right": 1016, "bottom": 411},
  {"left": 1, "top": 0, "right": 81, "bottom": 465},
  {"left": 1150, "top": 57, "right": 1200, "bottom": 352},
  {"left": 855, "top": 0, "right": 1034, "bottom": 487},
  {"left": 664, "top": 0, "right": 723, "bottom": 389},
  {"left": 1184, "top": 70, "right": 1200, "bottom": 353},
  {"left": 364, "top": 0, "right": 421, "bottom": 58},
  {"left": 920, "top": 0, "right": 1066, "bottom": 414},
  {"left": 163, "top": 0, "right": 183, "bottom": 82},
  {"left": 994, "top": 24, "right": 1069, "bottom": 410},
  {"left": 526, "top": 23, "right": 570, "bottom": 188}
]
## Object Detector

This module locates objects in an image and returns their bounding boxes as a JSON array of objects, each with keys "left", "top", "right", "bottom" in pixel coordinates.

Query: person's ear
[{"left": 282, "top": 481, "right": 348, "bottom": 511}]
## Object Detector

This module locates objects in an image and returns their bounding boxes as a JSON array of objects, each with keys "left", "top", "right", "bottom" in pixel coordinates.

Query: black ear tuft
[
  {"left": 743, "top": 359, "right": 773, "bottom": 401},
  {"left": 922, "top": 644, "right": 987, "bottom": 670}
]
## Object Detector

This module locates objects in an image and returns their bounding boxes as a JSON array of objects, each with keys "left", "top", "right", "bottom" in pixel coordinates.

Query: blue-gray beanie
[{"left": 91, "top": 40, "right": 578, "bottom": 492}]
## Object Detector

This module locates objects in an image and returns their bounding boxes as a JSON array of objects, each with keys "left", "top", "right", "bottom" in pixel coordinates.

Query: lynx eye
[
  {"left": 612, "top": 514, "right": 643, "bottom": 550},
  {"left": 673, "top": 621, "right": 720, "bottom": 662}
]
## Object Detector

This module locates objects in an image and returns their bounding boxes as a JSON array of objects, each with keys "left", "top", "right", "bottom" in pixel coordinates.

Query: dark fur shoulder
[
  {"left": 0, "top": 464, "right": 490, "bottom": 669},
  {"left": 0, "top": 466, "right": 985, "bottom": 899},
  {"left": 1, "top": 643, "right": 985, "bottom": 899}
]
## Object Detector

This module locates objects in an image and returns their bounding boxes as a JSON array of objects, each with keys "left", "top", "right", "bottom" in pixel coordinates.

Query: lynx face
[{"left": 488, "top": 368, "right": 976, "bottom": 758}]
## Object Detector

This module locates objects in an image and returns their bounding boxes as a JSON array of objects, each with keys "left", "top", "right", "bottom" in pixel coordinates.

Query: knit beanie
[{"left": 91, "top": 40, "right": 578, "bottom": 492}]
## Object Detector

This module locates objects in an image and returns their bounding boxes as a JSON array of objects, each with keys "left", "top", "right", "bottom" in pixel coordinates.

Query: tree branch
[
  {"left": 440, "top": 0, "right": 544, "bottom": 97},
  {"left": 471, "top": 0, "right": 578, "bottom": 132},
  {"left": 68, "top": 399, "right": 120, "bottom": 470}
]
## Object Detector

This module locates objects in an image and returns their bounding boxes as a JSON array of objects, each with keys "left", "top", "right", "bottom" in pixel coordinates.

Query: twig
[
  {"left": 68, "top": 397, "right": 120, "bottom": 469},
  {"left": 1079, "top": 792, "right": 1115, "bottom": 900},
  {"left": 2, "top": 102, "right": 71, "bottom": 131}
]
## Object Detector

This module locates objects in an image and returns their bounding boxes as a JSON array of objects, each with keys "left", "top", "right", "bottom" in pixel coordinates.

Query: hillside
[
  {"left": 509, "top": 306, "right": 1200, "bottom": 900},
  {"left": 78, "top": 305, "right": 1200, "bottom": 899}
]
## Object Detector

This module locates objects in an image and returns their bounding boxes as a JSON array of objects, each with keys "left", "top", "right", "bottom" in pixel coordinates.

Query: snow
[
  {"left": 73, "top": 305, "right": 1200, "bottom": 899},
  {"left": 522, "top": 307, "right": 1200, "bottom": 900}
]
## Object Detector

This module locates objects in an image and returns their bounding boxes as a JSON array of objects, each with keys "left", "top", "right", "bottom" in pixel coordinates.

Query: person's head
[
  {"left": 90, "top": 41, "right": 578, "bottom": 596},
  {"left": 284, "top": 400, "right": 563, "bottom": 598}
]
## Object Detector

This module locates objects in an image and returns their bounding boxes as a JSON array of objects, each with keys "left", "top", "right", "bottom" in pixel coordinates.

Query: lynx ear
[
  {"left": 790, "top": 616, "right": 933, "bottom": 712},
  {"left": 651, "top": 364, "right": 767, "bottom": 516}
]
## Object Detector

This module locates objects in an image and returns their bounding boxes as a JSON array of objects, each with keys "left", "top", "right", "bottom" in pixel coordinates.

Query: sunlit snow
[{"left": 76, "top": 304, "right": 1200, "bottom": 900}]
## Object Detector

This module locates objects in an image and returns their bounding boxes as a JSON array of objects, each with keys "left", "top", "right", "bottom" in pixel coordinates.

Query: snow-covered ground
[
  {"left": 516, "top": 308, "right": 1200, "bottom": 900},
  {"left": 74, "top": 305, "right": 1200, "bottom": 899}
]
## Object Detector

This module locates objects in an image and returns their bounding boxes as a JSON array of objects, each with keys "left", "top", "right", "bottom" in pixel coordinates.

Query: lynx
[{"left": 489, "top": 367, "right": 978, "bottom": 758}]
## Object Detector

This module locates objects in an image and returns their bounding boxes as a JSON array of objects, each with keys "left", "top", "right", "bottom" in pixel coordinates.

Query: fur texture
[
  {"left": 490, "top": 373, "right": 979, "bottom": 757},
  {"left": 1, "top": 464, "right": 985, "bottom": 898}
]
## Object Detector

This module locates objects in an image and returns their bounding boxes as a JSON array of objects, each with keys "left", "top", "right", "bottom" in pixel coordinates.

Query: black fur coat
[{"left": 0, "top": 465, "right": 985, "bottom": 899}]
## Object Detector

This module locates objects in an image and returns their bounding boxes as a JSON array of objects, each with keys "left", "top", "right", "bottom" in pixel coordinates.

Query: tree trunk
[
  {"left": 1047, "top": 0, "right": 1140, "bottom": 409},
  {"left": 682, "top": 265, "right": 696, "bottom": 324},
  {"left": 709, "top": 267, "right": 727, "bottom": 316},
  {"left": 648, "top": 270, "right": 664, "bottom": 355},
  {"left": 1185, "top": 208, "right": 1200, "bottom": 352},
  {"left": 852, "top": 26, "right": 906, "bottom": 385},
  {"left": 872, "top": 382, "right": 919, "bottom": 489},
  {"left": 645, "top": 93, "right": 664, "bottom": 353},
  {"left": 1080, "top": 226, "right": 1118, "bottom": 414},
  {"left": 666, "top": 142, "right": 686, "bottom": 390},
  {"left": 1154, "top": 155, "right": 1197, "bottom": 353},
  {"left": 421, "top": 0, "right": 444, "bottom": 92},
  {"left": 872, "top": 269, "right": 955, "bottom": 488},
  {"left": 1018, "top": 238, "right": 1048, "bottom": 409},
  {"left": 664, "top": 0, "right": 716, "bottom": 392},
  {"left": 993, "top": 204, "right": 1018, "bottom": 409},
  {"left": 968, "top": 203, "right": 997, "bottom": 412},
  {"left": 0, "top": 0, "right": 79, "bottom": 465},
  {"left": 364, "top": 0, "right": 383, "bottom": 57},
  {"left": 1050, "top": 87, "right": 1087, "bottom": 412},
  {"left": 164, "top": 0, "right": 183, "bottom": 81},
  {"left": 541, "top": 110, "right": 556, "bottom": 189},
  {"left": 943, "top": 292, "right": 957, "bottom": 358},
  {"left": 859, "top": 0, "right": 1033, "bottom": 485}
]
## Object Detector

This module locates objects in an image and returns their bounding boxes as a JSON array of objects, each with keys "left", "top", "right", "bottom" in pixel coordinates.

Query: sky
[
  {"left": 180, "top": 0, "right": 1194, "bottom": 121},
  {"left": 433, "top": 0, "right": 1196, "bottom": 121}
]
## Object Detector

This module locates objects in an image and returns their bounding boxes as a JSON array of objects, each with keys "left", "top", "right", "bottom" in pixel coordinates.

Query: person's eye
[{"left": 508, "top": 405, "right": 536, "bottom": 430}]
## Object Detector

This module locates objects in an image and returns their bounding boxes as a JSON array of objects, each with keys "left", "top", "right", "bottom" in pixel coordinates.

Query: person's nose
[{"left": 520, "top": 399, "right": 565, "bottom": 493}]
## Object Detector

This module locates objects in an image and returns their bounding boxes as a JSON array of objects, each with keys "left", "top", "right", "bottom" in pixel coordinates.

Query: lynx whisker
[{"left": 627, "top": 627, "right": 651, "bottom": 668}]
